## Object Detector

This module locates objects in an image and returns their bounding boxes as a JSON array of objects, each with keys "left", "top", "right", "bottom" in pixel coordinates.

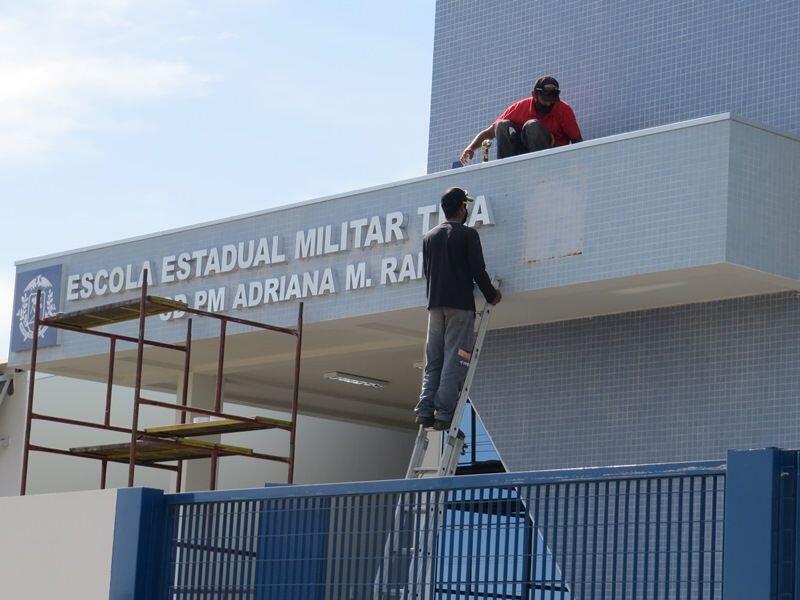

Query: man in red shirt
[{"left": 460, "top": 76, "right": 582, "bottom": 163}]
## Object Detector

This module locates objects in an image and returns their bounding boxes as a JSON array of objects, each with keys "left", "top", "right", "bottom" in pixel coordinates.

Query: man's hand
[
  {"left": 462, "top": 124, "right": 496, "bottom": 166},
  {"left": 490, "top": 290, "right": 502, "bottom": 305}
]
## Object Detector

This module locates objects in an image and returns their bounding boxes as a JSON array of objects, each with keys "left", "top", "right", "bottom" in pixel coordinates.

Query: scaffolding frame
[{"left": 19, "top": 270, "right": 304, "bottom": 495}]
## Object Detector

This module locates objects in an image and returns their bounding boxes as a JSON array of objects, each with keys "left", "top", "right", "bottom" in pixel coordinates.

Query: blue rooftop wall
[{"left": 428, "top": 0, "right": 800, "bottom": 172}]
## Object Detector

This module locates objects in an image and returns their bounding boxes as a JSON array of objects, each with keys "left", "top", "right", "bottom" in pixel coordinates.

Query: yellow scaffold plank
[
  {"left": 145, "top": 416, "right": 292, "bottom": 438},
  {"left": 70, "top": 437, "right": 254, "bottom": 465},
  {"left": 43, "top": 296, "right": 188, "bottom": 330}
]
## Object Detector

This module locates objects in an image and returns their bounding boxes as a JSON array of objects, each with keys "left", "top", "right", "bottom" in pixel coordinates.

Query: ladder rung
[{"left": 446, "top": 430, "right": 466, "bottom": 443}]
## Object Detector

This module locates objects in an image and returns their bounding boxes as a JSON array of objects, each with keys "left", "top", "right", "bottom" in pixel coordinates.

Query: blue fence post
[
  {"left": 723, "top": 448, "right": 789, "bottom": 600},
  {"left": 109, "top": 487, "right": 166, "bottom": 600}
]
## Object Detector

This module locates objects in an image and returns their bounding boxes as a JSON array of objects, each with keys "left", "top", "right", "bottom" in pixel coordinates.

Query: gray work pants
[
  {"left": 496, "top": 118, "right": 553, "bottom": 158},
  {"left": 415, "top": 307, "right": 475, "bottom": 423}
]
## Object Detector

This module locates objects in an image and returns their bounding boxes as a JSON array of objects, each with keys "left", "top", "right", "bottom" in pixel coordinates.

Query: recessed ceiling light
[
  {"left": 323, "top": 371, "right": 388, "bottom": 389},
  {"left": 612, "top": 281, "right": 687, "bottom": 295}
]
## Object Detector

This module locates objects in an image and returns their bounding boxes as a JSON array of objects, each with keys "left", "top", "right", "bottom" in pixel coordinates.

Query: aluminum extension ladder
[{"left": 374, "top": 280, "right": 499, "bottom": 599}]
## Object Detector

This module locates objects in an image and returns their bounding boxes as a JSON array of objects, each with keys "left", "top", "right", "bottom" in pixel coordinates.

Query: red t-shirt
[{"left": 494, "top": 98, "right": 582, "bottom": 147}]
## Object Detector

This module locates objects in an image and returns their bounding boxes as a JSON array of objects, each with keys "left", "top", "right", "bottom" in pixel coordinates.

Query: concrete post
[{"left": 175, "top": 373, "right": 219, "bottom": 492}]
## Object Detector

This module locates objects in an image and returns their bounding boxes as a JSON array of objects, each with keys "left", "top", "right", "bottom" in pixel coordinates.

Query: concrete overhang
[{"left": 10, "top": 114, "right": 800, "bottom": 428}]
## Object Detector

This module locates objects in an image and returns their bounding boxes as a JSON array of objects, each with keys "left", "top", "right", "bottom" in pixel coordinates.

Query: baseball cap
[
  {"left": 533, "top": 76, "right": 560, "bottom": 100},
  {"left": 441, "top": 187, "right": 474, "bottom": 212}
]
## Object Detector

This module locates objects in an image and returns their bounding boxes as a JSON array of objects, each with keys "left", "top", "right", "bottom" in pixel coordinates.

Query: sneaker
[
  {"left": 414, "top": 414, "right": 435, "bottom": 428},
  {"left": 433, "top": 419, "right": 452, "bottom": 431}
]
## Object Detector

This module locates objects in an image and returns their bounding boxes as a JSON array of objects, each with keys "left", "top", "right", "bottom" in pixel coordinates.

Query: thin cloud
[{"left": 0, "top": 1, "right": 212, "bottom": 163}]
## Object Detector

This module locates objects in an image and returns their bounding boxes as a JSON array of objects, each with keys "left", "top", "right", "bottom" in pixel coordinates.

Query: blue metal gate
[{"left": 157, "top": 460, "right": 725, "bottom": 599}]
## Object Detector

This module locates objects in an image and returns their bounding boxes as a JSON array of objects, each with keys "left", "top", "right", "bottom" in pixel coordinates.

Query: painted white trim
[{"left": 17, "top": 112, "right": 784, "bottom": 268}]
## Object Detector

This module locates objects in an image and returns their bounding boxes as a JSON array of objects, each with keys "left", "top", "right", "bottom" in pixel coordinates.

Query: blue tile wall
[
  {"left": 428, "top": 0, "right": 800, "bottom": 173},
  {"left": 472, "top": 292, "right": 800, "bottom": 471}
]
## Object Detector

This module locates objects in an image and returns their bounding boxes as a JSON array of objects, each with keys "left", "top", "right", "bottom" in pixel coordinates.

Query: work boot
[
  {"left": 415, "top": 414, "right": 435, "bottom": 428},
  {"left": 433, "top": 419, "right": 452, "bottom": 431}
]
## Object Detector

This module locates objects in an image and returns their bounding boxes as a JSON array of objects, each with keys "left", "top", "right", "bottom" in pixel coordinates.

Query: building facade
[{"left": 4, "top": 0, "right": 800, "bottom": 495}]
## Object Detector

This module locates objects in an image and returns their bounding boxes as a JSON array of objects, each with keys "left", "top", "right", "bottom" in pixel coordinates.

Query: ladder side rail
[
  {"left": 421, "top": 282, "right": 498, "bottom": 597},
  {"left": 376, "top": 279, "right": 500, "bottom": 596},
  {"left": 416, "top": 283, "right": 500, "bottom": 596},
  {"left": 405, "top": 427, "right": 430, "bottom": 479},
  {"left": 438, "top": 287, "right": 498, "bottom": 477}
]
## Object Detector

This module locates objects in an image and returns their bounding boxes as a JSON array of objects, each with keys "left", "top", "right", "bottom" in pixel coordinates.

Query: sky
[{"left": 0, "top": 0, "right": 435, "bottom": 362}]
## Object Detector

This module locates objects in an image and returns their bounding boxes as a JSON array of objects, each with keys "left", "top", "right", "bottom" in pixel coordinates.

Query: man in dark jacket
[{"left": 414, "top": 187, "right": 502, "bottom": 430}]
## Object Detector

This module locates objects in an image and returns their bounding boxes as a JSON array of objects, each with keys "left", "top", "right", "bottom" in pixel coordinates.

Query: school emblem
[
  {"left": 10, "top": 265, "right": 63, "bottom": 353},
  {"left": 16, "top": 275, "right": 58, "bottom": 341}
]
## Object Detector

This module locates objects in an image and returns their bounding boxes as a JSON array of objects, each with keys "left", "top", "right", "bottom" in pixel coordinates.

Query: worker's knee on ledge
[
  {"left": 522, "top": 119, "right": 553, "bottom": 149},
  {"left": 495, "top": 119, "right": 515, "bottom": 135},
  {"left": 522, "top": 119, "right": 545, "bottom": 133}
]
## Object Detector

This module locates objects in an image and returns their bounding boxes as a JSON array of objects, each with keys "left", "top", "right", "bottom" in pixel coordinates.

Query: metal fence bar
[
  {"left": 493, "top": 488, "right": 503, "bottom": 598},
  {"left": 181, "top": 503, "right": 195, "bottom": 598},
  {"left": 590, "top": 480, "right": 600, "bottom": 600},
  {"left": 299, "top": 496, "right": 312, "bottom": 600},
  {"left": 410, "top": 489, "right": 423, "bottom": 599},
  {"left": 699, "top": 476, "right": 708, "bottom": 600},
  {"left": 523, "top": 485, "right": 534, "bottom": 600},
  {"left": 204, "top": 501, "right": 220, "bottom": 596},
  {"left": 652, "top": 477, "right": 661, "bottom": 598},
  {"left": 603, "top": 480, "right": 609, "bottom": 598},
  {"left": 510, "top": 490, "right": 520, "bottom": 595},
  {"left": 348, "top": 494, "right": 361, "bottom": 598},
  {"left": 665, "top": 476, "right": 673, "bottom": 600},
  {"left": 335, "top": 495, "right": 347, "bottom": 600},
  {"left": 634, "top": 477, "right": 640, "bottom": 595},
  {"left": 447, "top": 490, "right": 459, "bottom": 597},
  {"left": 369, "top": 493, "right": 383, "bottom": 600},
  {"left": 687, "top": 476, "right": 693, "bottom": 599},
  {"left": 710, "top": 476, "right": 719, "bottom": 600}
]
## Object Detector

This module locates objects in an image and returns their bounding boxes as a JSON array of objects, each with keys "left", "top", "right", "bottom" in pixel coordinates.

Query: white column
[{"left": 175, "top": 373, "right": 220, "bottom": 492}]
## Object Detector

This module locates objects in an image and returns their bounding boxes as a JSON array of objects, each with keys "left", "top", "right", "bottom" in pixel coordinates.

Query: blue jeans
[{"left": 414, "top": 307, "right": 475, "bottom": 423}]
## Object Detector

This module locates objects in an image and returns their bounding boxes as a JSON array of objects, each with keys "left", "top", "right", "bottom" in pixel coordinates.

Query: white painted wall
[
  {"left": 219, "top": 403, "right": 415, "bottom": 489},
  {"left": 0, "top": 488, "right": 117, "bottom": 599},
  {"left": 0, "top": 370, "right": 26, "bottom": 497},
  {"left": 0, "top": 373, "right": 415, "bottom": 496}
]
